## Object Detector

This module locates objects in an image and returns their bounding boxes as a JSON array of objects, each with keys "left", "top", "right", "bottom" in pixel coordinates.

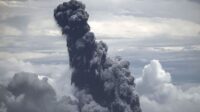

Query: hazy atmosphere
[{"left": 0, "top": 0, "right": 200, "bottom": 112}]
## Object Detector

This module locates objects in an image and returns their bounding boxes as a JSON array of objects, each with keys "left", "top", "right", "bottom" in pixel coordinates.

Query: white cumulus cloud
[{"left": 136, "top": 60, "right": 200, "bottom": 112}]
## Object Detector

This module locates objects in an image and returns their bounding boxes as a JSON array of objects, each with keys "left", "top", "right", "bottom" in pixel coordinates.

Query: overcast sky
[
  {"left": 0, "top": 0, "right": 200, "bottom": 112},
  {"left": 1, "top": 0, "right": 200, "bottom": 38}
]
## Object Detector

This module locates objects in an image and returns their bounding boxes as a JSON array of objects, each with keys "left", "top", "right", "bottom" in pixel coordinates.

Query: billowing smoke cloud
[{"left": 54, "top": 0, "right": 141, "bottom": 112}]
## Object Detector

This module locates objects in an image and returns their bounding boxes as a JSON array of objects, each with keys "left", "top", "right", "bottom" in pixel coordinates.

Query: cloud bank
[
  {"left": 1, "top": 57, "right": 200, "bottom": 112},
  {"left": 0, "top": 72, "right": 78, "bottom": 112}
]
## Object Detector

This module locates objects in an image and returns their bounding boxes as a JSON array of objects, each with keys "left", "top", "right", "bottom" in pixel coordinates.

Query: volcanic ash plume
[{"left": 54, "top": 0, "right": 142, "bottom": 112}]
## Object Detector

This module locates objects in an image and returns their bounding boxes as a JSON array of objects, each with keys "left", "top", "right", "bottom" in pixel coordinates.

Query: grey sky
[
  {"left": 0, "top": 0, "right": 200, "bottom": 112},
  {"left": 0, "top": 0, "right": 200, "bottom": 38}
]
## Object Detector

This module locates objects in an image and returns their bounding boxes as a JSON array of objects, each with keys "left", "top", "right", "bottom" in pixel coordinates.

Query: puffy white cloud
[
  {"left": 136, "top": 60, "right": 200, "bottom": 112},
  {"left": 136, "top": 60, "right": 171, "bottom": 95}
]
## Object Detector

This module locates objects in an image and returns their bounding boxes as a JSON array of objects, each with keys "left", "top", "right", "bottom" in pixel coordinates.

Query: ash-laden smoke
[{"left": 54, "top": 0, "right": 141, "bottom": 112}]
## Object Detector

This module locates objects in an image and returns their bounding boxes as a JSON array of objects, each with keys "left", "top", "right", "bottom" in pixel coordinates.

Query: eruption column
[{"left": 54, "top": 0, "right": 142, "bottom": 112}]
